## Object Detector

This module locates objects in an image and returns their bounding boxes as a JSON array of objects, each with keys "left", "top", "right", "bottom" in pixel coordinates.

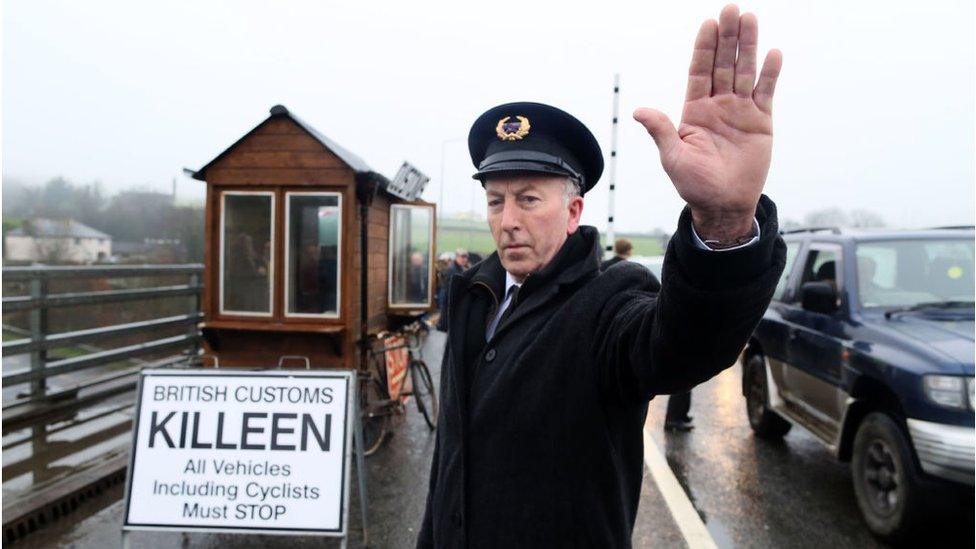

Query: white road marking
[{"left": 642, "top": 428, "right": 719, "bottom": 549}]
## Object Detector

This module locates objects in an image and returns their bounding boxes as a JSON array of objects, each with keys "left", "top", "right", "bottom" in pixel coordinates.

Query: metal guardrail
[
  {"left": 1, "top": 264, "right": 203, "bottom": 398},
  {"left": 1, "top": 264, "right": 206, "bottom": 544},
  {"left": 2, "top": 314, "right": 200, "bottom": 356},
  {"left": 1, "top": 264, "right": 203, "bottom": 281},
  {"left": 2, "top": 284, "right": 200, "bottom": 312}
]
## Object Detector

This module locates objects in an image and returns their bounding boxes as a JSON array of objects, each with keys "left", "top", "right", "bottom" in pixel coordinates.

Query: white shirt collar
[{"left": 505, "top": 271, "right": 522, "bottom": 292}]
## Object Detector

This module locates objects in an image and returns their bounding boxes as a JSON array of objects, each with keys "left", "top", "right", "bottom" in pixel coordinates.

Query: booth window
[
  {"left": 220, "top": 191, "right": 274, "bottom": 316},
  {"left": 389, "top": 204, "right": 433, "bottom": 307},
  {"left": 285, "top": 192, "right": 342, "bottom": 318}
]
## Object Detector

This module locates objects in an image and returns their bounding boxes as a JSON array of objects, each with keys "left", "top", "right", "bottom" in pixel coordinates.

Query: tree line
[{"left": 2, "top": 177, "right": 204, "bottom": 263}]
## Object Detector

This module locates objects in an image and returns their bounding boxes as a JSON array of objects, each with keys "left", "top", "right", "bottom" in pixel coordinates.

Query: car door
[
  {"left": 778, "top": 242, "right": 848, "bottom": 443},
  {"left": 759, "top": 238, "right": 804, "bottom": 403}
]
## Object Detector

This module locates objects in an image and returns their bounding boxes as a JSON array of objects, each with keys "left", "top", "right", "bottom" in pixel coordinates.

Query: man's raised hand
[{"left": 634, "top": 4, "right": 782, "bottom": 242}]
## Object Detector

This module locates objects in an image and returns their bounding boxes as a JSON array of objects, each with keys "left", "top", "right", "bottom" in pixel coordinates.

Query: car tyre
[
  {"left": 851, "top": 412, "right": 928, "bottom": 544},
  {"left": 744, "top": 354, "right": 792, "bottom": 439}
]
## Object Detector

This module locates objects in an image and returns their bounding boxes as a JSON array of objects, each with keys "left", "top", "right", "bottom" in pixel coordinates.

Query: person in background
[
  {"left": 601, "top": 238, "right": 662, "bottom": 293},
  {"left": 665, "top": 390, "right": 694, "bottom": 432},
  {"left": 407, "top": 251, "right": 429, "bottom": 303},
  {"left": 435, "top": 252, "right": 452, "bottom": 309},
  {"left": 600, "top": 237, "right": 634, "bottom": 271},
  {"left": 436, "top": 249, "right": 470, "bottom": 331}
]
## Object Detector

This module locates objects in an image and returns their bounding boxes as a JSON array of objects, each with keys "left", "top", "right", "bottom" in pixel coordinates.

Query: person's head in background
[
  {"left": 857, "top": 256, "right": 877, "bottom": 285},
  {"left": 454, "top": 248, "right": 469, "bottom": 268},
  {"left": 411, "top": 251, "right": 424, "bottom": 268},
  {"left": 614, "top": 238, "right": 633, "bottom": 259}
]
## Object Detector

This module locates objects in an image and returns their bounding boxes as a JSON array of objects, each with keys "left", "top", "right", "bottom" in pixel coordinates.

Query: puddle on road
[
  {"left": 2, "top": 346, "right": 153, "bottom": 506},
  {"left": 2, "top": 392, "right": 135, "bottom": 503}
]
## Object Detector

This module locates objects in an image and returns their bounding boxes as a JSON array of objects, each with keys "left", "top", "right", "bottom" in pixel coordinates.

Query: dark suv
[{"left": 741, "top": 227, "right": 974, "bottom": 542}]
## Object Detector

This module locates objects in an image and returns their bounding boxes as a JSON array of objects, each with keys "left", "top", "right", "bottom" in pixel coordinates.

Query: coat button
[
  {"left": 452, "top": 511, "right": 463, "bottom": 527},
  {"left": 485, "top": 348, "right": 496, "bottom": 362}
]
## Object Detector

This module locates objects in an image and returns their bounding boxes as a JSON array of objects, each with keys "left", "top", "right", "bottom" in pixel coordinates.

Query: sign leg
[
  {"left": 353, "top": 391, "right": 370, "bottom": 546},
  {"left": 121, "top": 530, "right": 130, "bottom": 549}
]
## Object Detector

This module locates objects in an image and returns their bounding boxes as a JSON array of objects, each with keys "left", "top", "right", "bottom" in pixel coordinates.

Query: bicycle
[{"left": 359, "top": 320, "right": 438, "bottom": 456}]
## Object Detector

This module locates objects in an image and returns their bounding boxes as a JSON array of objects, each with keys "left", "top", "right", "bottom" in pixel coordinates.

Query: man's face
[{"left": 485, "top": 174, "right": 584, "bottom": 280}]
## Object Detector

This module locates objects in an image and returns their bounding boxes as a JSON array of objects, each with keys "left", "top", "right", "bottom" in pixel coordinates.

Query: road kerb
[{"left": 642, "top": 428, "right": 718, "bottom": 549}]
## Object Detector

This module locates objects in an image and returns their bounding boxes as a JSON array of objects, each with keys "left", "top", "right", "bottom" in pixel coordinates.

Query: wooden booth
[{"left": 190, "top": 105, "right": 435, "bottom": 369}]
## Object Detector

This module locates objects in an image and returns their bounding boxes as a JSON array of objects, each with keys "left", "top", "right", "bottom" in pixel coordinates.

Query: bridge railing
[{"left": 1, "top": 264, "right": 203, "bottom": 428}]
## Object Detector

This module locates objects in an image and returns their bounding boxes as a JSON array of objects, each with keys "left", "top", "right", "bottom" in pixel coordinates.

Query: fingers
[
  {"left": 686, "top": 19, "right": 718, "bottom": 102},
  {"left": 753, "top": 49, "right": 783, "bottom": 113},
  {"left": 712, "top": 4, "right": 740, "bottom": 95},
  {"left": 633, "top": 108, "right": 680, "bottom": 157},
  {"left": 733, "top": 12, "right": 758, "bottom": 97}
]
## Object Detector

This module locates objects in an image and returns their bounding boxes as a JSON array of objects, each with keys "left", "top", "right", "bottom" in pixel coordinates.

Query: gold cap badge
[{"left": 496, "top": 115, "right": 531, "bottom": 141}]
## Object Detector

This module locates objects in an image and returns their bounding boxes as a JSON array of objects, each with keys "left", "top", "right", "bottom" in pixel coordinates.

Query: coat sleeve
[
  {"left": 416, "top": 339, "right": 449, "bottom": 548},
  {"left": 595, "top": 195, "right": 787, "bottom": 401}
]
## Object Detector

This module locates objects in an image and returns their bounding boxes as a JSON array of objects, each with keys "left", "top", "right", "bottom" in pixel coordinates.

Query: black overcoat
[{"left": 418, "top": 196, "right": 786, "bottom": 548}]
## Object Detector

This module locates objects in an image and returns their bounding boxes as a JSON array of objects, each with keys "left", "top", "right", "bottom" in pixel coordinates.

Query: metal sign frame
[
  {"left": 120, "top": 368, "right": 366, "bottom": 547},
  {"left": 386, "top": 162, "right": 430, "bottom": 201}
]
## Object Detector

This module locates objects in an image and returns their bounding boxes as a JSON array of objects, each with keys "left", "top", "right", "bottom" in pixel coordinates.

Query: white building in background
[{"left": 4, "top": 218, "right": 112, "bottom": 264}]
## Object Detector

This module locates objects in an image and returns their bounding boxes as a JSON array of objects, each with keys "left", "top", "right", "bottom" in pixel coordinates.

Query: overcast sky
[{"left": 3, "top": 0, "right": 974, "bottom": 231}]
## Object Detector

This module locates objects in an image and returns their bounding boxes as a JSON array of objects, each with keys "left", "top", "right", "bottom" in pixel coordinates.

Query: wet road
[
  {"left": 19, "top": 334, "right": 974, "bottom": 548},
  {"left": 645, "top": 361, "right": 975, "bottom": 549},
  {"left": 2, "top": 343, "right": 150, "bottom": 505},
  {"left": 29, "top": 330, "right": 685, "bottom": 548}
]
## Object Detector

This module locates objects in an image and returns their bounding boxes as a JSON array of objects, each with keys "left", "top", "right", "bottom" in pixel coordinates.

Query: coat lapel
[
  {"left": 491, "top": 227, "right": 601, "bottom": 341},
  {"left": 490, "top": 283, "right": 558, "bottom": 342}
]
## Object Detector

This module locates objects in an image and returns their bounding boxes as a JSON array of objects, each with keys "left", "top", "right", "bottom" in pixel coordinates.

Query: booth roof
[{"left": 189, "top": 104, "right": 390, "bottom": 187}]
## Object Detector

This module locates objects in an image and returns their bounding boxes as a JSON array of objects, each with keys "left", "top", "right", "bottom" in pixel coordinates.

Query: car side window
[
  {"left": 799, "top": 247, "right": 841, "bottom": 291},
  {"left": 772, "top": 240, "right": 801, "bottom": 301}
]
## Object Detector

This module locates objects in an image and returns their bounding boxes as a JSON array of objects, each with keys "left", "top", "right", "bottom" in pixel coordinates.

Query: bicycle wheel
[
  {"left": 410, "top": 359, "right": 438, "bottom": 430},
  {"left": 359, "top": 374, "right": 390, "bottom": 456}
]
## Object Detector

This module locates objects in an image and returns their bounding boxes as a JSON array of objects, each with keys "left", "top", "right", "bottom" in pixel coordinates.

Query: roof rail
[
  {"left": 926, "top": 225, "right": 975, "bottom": 231},
  {"left": 780, "top": 226, "right": 842, "bottom": 235}
]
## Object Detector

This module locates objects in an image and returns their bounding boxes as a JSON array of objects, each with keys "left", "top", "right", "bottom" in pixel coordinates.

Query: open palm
[{"left": 635, "top": 4, "right": 782, "bottom": 240}]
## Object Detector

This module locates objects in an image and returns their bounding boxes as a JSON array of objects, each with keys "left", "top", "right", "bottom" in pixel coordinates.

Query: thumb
[{"left": 633, "top": 108, "right": 680, "bottom": 157}]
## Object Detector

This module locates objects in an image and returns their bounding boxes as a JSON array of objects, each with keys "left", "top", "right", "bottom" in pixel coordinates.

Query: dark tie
[{"left": 497, "top": 284, "right": 521, "bottom": 328}]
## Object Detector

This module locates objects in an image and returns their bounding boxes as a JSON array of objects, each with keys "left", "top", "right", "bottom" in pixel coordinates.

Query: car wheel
[
  {"left": 744, "top": 354, "right": 792, "bottom": 439},
  {"left": 851, "top": 412, "right": 927, "bottom": 543}
]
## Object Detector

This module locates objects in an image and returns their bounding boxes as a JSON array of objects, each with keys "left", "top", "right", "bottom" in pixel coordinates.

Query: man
[
  {"left": 454, "top": 249, "right": 469, "bottom": 267},
  {"left": 406, "top": 251, "right": 429, "bottom": 303},
  {"left": 857, "top": 256, "right": 886, "bottom": 306},
  {"left": 436, "top": 249, "right": 470, "bottom": 331},
  {"left": 600, "top": 238, "right": 637, "bottom": 272},
  {"left": 419, "top": 5, "right": 785, "bottom": 547}
]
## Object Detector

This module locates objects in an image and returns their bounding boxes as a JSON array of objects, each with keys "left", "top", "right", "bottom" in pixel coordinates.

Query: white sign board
[{"left": 123, "top": 369, "right": 354, "bottom": 536}]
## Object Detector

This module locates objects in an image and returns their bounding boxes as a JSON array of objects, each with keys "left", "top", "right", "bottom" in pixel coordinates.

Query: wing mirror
[{"left": 801, "top": 281, "right": 839, "bottom": 314}]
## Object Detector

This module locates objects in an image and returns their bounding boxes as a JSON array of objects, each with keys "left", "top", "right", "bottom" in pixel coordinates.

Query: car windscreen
[{"left": 855, "top": 238, "right": 974, "bottom": 309}]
